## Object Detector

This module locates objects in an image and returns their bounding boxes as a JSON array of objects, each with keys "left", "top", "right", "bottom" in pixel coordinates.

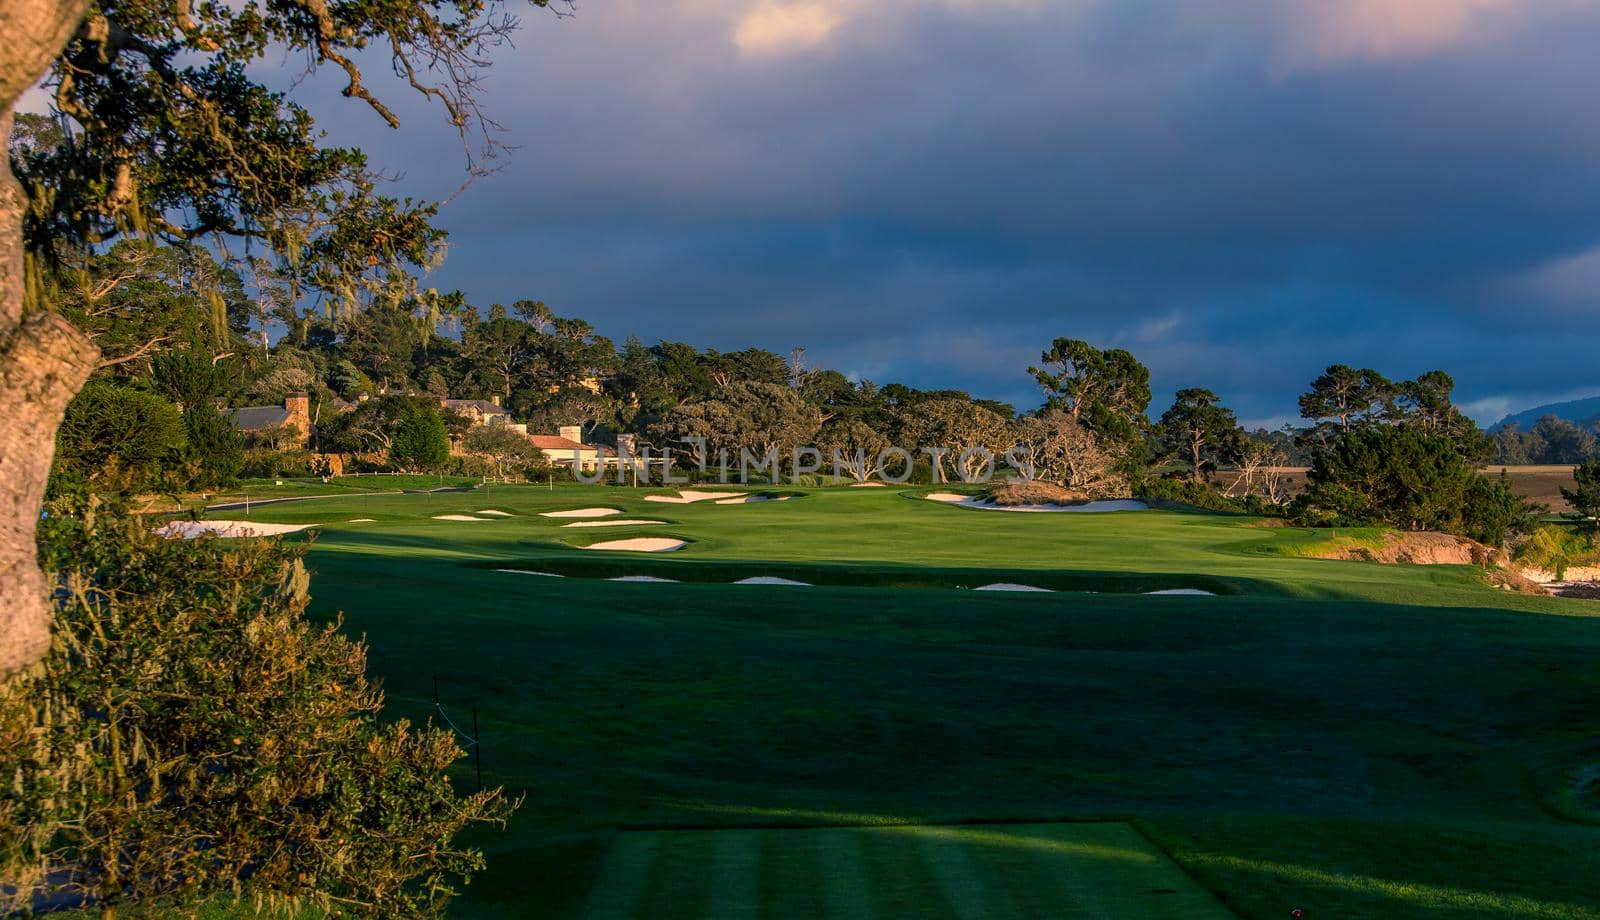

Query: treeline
[
  {"left": 1492, "top": 416, "right": 1600, "bottom": 465},
  {"left": 50, "top": 240, "right": 1554, "bottom": 545}
]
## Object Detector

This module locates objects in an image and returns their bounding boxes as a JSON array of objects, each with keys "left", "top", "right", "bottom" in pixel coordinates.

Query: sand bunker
[
  {"left": 608, "top": 575, "right": 679, "bottom": 582},
  {"left": 849, "top": 482, "right": 887, "bottom": 487},
  {"left": 476, "top": 509, "right": 513, "bottom": 517},
  {"left": 713, "top": 494, "right": 790, "bottom": 505},
  {"left": 158, "top": 520, "right": 317, "bottom": 539},
  {"left": 583, "top": 537, "right": 686, "bottom": 552},
  {"left": 974, "top": 583, "right": 1053, "bottom": 592},
  {"left": 644, "top": 490, "right": 746, "bottom": 504},
  {"left": 733, "top": 576, "right": 811, "bottom": 586},
  {"left": 926, "top": 493, "right": 1149, "bottom": 513},
  {"left": 1145, "top": 588, "right": 1216, "bottom": 596},
  {"left": 433, "top": 514, "right": 492, "bottom": 521},
  {"left": 540, "top": 507, "right": 623, "bottom": 518},
  {"left": 562, "top": 519, "right": 668, "bottom": 528},
  {"left": 348, "top": 518, "right": 377, "bottom": 523},
  {"left": 495, "top": 569, "right": 563, "bottom": 577}
]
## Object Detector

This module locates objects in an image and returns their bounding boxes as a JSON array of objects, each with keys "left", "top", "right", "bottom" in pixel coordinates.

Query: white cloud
[
  {"left": 734, "top": 1, "right": 848, "bottom": 55},
  {"left": 1503, "top": 243, "right": 1600, "bottom": 314},
  {"left": 1269, "top": 0, "right": 1600, "bottom": 70}
]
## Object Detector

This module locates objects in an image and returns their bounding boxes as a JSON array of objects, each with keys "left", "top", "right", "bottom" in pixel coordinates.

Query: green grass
[
  {"left": 583, "top": 822, "right": 1233, "bottom": 919},
  {"left": 199, "top": 483, "right": 1600, "bottom": 918}
]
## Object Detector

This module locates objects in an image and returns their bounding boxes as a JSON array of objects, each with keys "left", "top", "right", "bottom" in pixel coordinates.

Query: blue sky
[{"left": 304, "top": 0, "right": 1600, "bottom": 427}]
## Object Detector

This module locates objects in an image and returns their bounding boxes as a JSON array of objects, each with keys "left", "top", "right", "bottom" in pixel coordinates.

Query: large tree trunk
[{"left": 0, "top": 0, "right": 100, "bottom": 675}]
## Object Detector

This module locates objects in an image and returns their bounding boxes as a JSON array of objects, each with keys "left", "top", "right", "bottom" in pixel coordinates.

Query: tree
[
  {"left": 1225, "top": 436, "right": 1293, "bottom": 505},
  {"left": 651, "top": 381, "right": 821, "bottom": 474},
  {"left": 389, "top": 403, "right": 450, "bottom": 472},
  {"left": 1532, "top": 416, "right": 1598, "bottom": 464},
  {"left": 462, "top": 425, "right": 542, "bottom": 480},
  {"left": 179, "top": 402, "right": 244, "bottom": 489},
  {"left": 1015, "top": 409, "right": 1123, "bottom": 495},
  {"left": 1292, "top": 425, "right": 1527, "bottom": 543},
  {"left": 1562, "top": 458, "right": 1600, "bottom": 532},
  {"left": 897, "top": 397, "right": 1011, "bottom": 482},
  {"left": 1, "top": 502, "right": 515, "bottom": 917},
  {"left": 149, "top": 347, "right": 225, "bottom": 412},
  {"left": 1027, "top": 339, "right": 1151, "bottom": 449},
  {"left": 462, "top": 316, "right": 533, "bottom": 406},
  {"left": 1156, "top": 388, "right": 1241, "bottom": 482},
  {"left": 815, "top": 418, "right": 890, "bottom": 482},
  {"left": 55, "top": 380, "right": 186, "bottom": 485},
  {"left": 1298, "top": 365, "right": 1392, "bottom": 441},
  {"left": 2, "top": 0, "right": 568, "bottom": 674}
]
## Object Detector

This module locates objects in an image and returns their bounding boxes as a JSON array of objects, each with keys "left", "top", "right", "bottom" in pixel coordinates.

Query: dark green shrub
[{"left": 1, "top": 501, "right": 516, "bottom": 918}]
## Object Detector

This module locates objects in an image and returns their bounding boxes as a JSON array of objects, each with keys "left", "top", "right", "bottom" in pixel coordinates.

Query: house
[
  {"left": 440, "top": 396, "right": 512, "bottom": 427},
  {"left": 229, "top": 392, "right": 312, "bottom": 448},
  {"left": 528, "top": 425, "right": 604, "bottom": 472}
]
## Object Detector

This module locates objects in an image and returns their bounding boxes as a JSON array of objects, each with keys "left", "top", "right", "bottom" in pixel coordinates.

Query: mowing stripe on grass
[
  {"left": 813, "top": 828, "right": 876, "bottom": 920},
  {"left": 908, "top": 825, "right": 998, "bottom": 920},
  {"left": 583, "top": 831, "right": 664, "bottom": 920},
  {"left": 707, "top": 830, "right": 762, "bottom": 920},
  {"left": 584, "top": 822, "right": 1237, "bottom": 919}
]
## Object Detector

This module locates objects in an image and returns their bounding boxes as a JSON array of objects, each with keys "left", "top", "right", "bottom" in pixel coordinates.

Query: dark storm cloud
[{"left": 302, "top": 0, "right": 1600, "bottom": 424}]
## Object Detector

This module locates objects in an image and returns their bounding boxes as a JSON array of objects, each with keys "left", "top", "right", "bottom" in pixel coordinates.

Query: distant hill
[{"left": 1493, "top": 395, "right": 1600, "bottom": 432}]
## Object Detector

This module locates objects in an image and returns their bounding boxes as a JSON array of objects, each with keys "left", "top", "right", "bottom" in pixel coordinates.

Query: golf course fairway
[{"left": 198, "top": 482, "right": 1600, "bottom": 919}]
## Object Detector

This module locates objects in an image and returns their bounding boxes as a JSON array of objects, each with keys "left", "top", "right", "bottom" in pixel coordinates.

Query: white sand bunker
[
  {"left": 734, "top": 576, "right": 811, "bottom": 586},
  {"left": 562, "top": 519, "right": 668, "bottom": 528},
  {"left": 974, "top": 583, "right": 1053, "bottom": 592},
  {"left": 713, "top": 494, "right": 791, "bottom": 505},
  {"left": 926, "top": 493, "right": 1149, "bottom": 513},
  {"left": 476, "top": 509, "right": 513, "bottom": 517},
  {"left": 348, "top": 518, "right": 377, "bottom": 523},
  {"left": 1145, "top": 588, "right": 1216, "bottom": 596},
  {"left": 583, "top": 537, "right": 687, "bottom": 553},
  {"left": 540, "top": 507, "right": 623, "bottom": 518},
  {"left": 609, "top": 575, "right": 679, "bottom": 582},
  {"left": 644, "top": 490, "right": 746, "bottom": 504},
  {"left": 495, "top": 569, "right": 563, "bottom": 577},
  {"left": 158, "top": 520, "right": 317, "bottom": 539},
  {"left": 849, "top": 482, "right": 887, "bottom": 487},
  {"left": 433, "top": 514, "right": 493, "bottom": 521}
]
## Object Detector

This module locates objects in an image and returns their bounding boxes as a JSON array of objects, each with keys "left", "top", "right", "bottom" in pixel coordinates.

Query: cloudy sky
[{"left": 307, "top": 0, "right": 1600, "bottom": 426}]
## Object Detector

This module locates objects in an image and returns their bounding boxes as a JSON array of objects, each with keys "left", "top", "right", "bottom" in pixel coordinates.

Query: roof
[
  {"left": 229, "top": 406, "right": 291, "bottom": 430},
  {"left": 441, "top": 399, "right": 508, "bottom": 416},
  {"left": 528, "top": 435, "right": 591, "bottom": 452}
]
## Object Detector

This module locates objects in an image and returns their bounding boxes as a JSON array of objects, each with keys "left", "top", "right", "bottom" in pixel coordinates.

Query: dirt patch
[{"left": 1314, "top": 531, "right": 1507, "bottom": 567}]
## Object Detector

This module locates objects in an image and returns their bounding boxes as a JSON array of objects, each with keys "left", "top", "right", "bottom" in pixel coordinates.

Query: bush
[
  {"left": 1513, "top": 525, "right": 1599, "bottom": 580},
  {"left": 0, "top": 500, "right": 516, "bottom": 918},
  {"left": 1136, "top": 476, "right": 1247, "bottom": 513},
  {"left": 56, "top": 381, "right": 187, "bottom": 488},
  {"left": 241, "top": 448, "right": 317, "bottom": 479}
]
